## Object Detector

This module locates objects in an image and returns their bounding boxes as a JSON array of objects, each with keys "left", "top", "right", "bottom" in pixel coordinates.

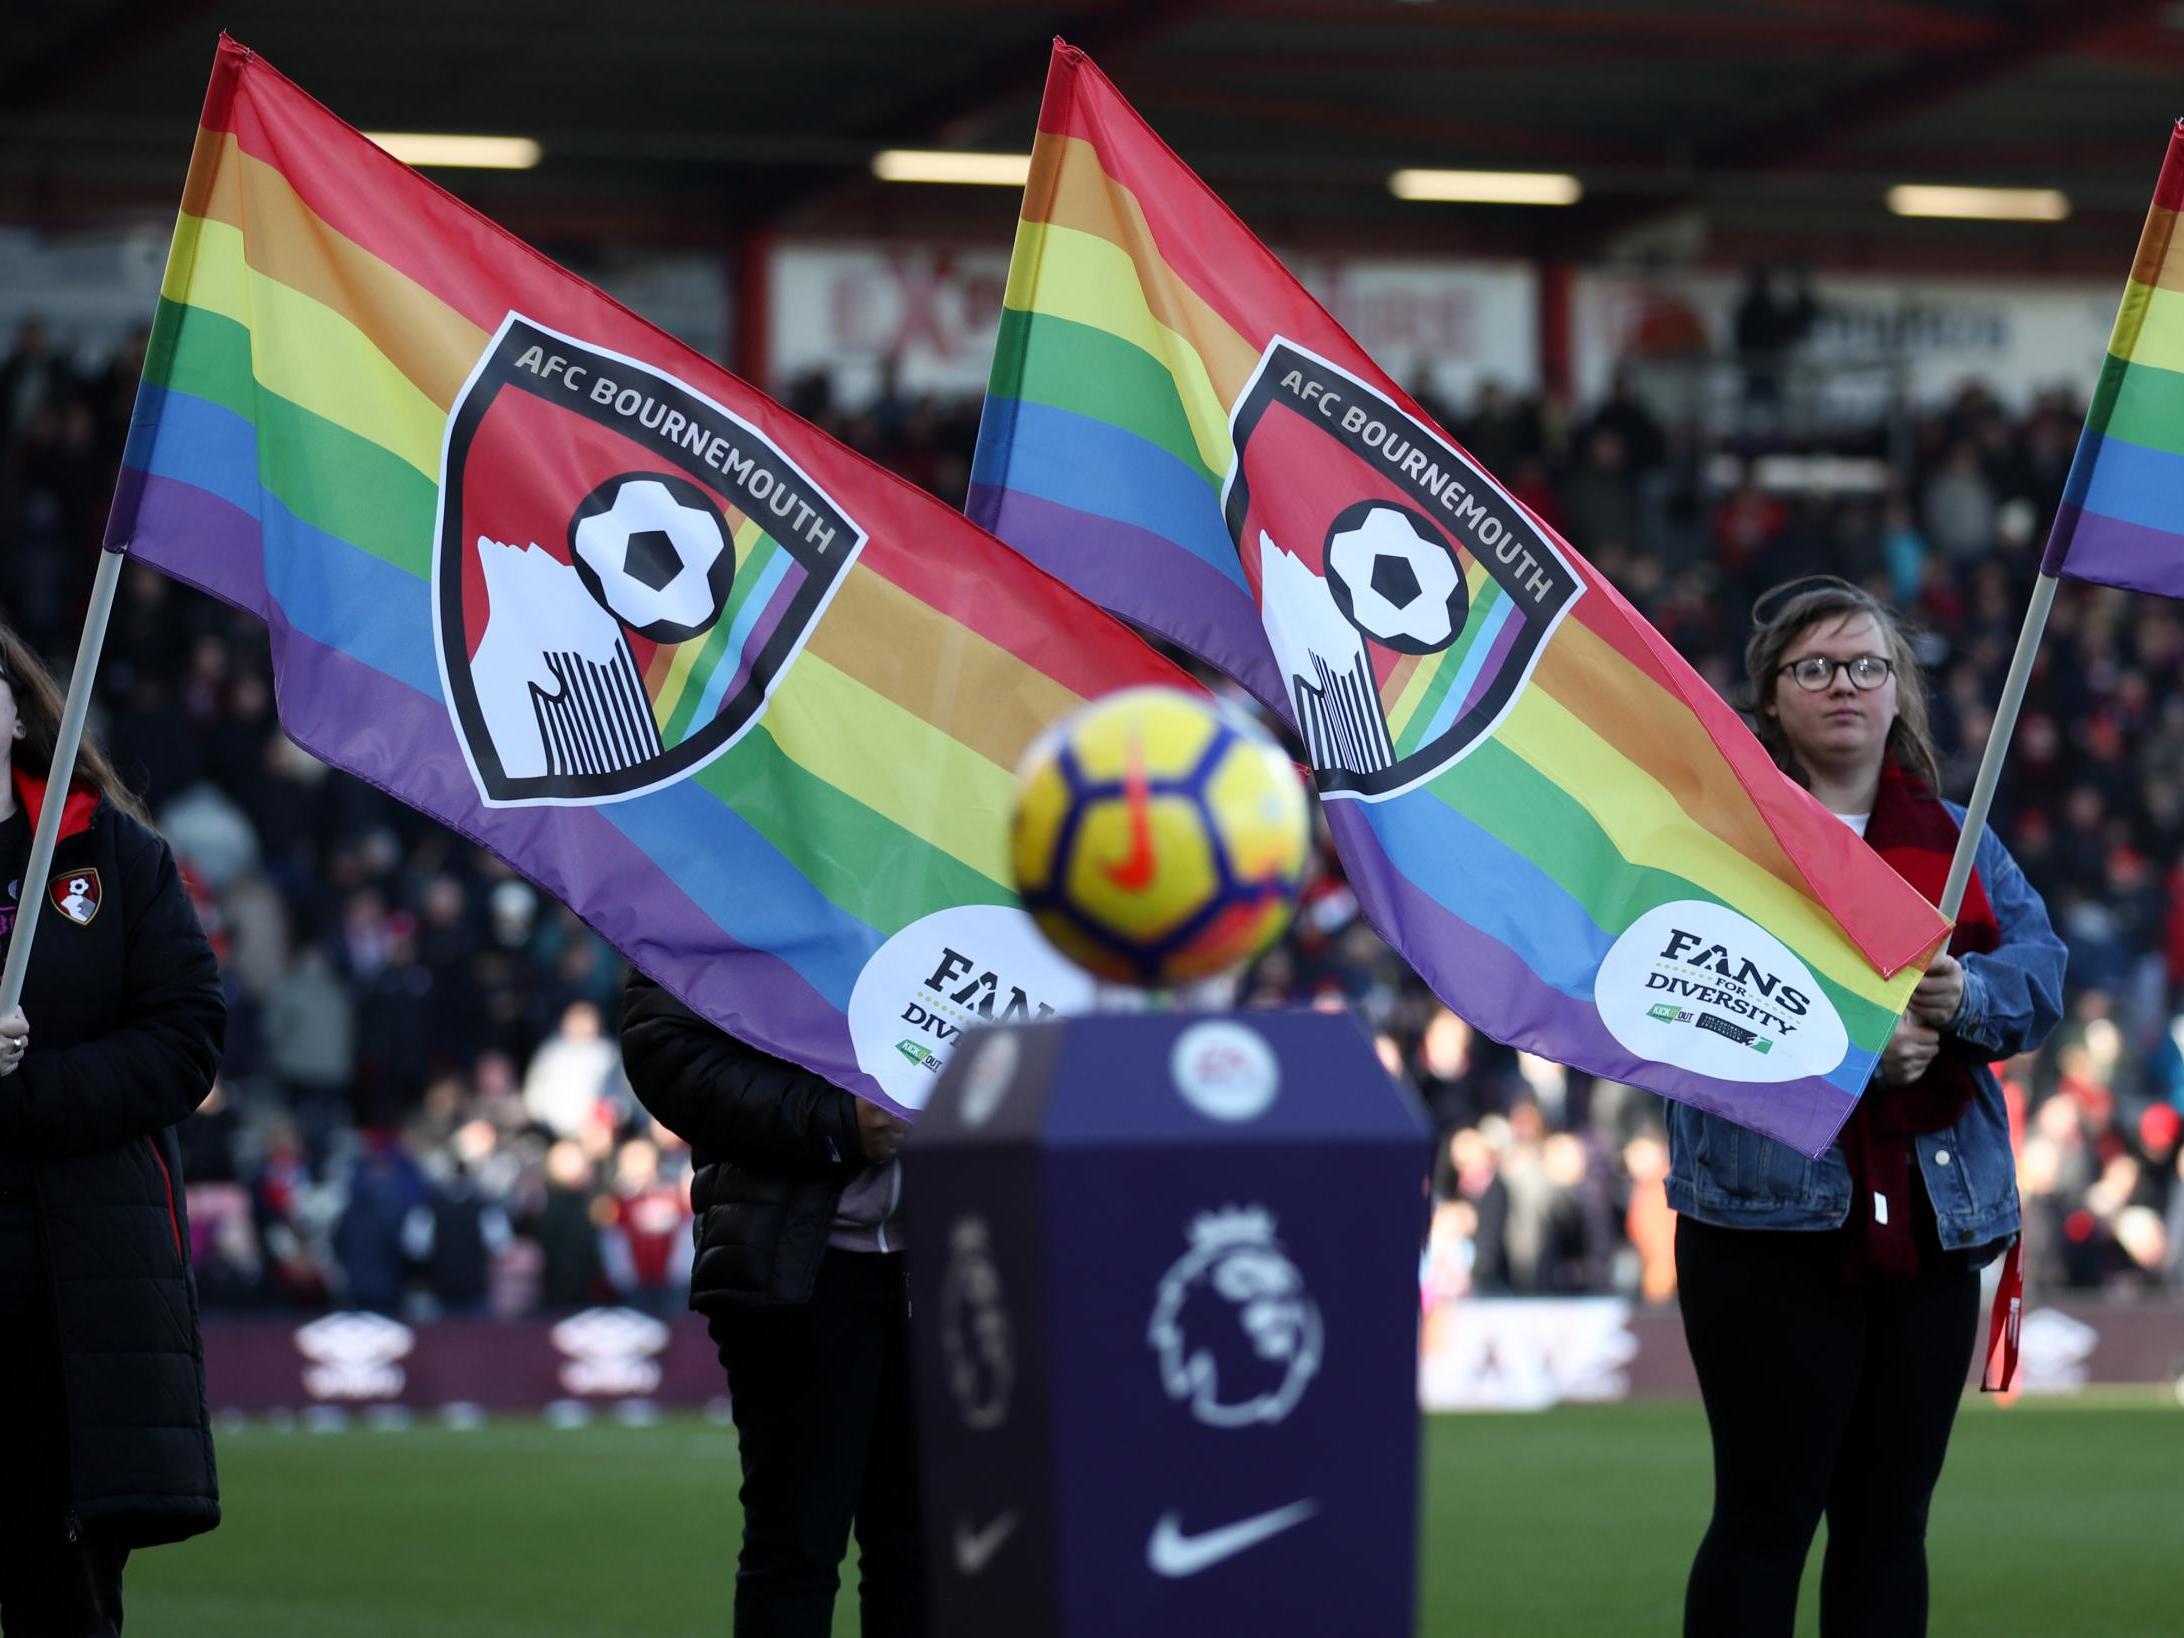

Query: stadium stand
[{"left": 2, "top": 316, "right": 2178, "bottom": 1318}]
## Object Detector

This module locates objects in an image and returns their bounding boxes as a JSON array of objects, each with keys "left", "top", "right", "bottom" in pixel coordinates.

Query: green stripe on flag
[
  {"left": 1429, "top": 742, "right": 1896, "bottom": 1047},
  {"left": 1396, "top": 575, "right": 1505, "bottom": 758},
  {"left": 991, "top": 307, "right": 1223, "bottom": 489},
  {"left": 662, "top": 532, "right": 780, "bottom": 747},
  {"left": 695, "top": 728, "right": 1013, "bottom": 935},
  {"left": 150, "top": 297, "right": 437, "bottom": 580},
  {"left": 2092, "top": 351, "right": 2184, "bottom": 459}
]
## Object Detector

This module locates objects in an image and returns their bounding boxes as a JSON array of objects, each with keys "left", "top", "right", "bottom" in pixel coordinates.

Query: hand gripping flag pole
[{"left": 0, "top": 543, "right": 127, "bottom": 1017}]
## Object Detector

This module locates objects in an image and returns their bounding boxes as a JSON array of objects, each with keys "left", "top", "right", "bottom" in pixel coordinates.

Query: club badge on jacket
[{"left": 50, "top": 868, "right": 101, "bottom": 927}]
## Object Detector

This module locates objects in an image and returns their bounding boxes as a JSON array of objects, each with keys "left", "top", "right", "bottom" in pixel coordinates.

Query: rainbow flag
[
  {"left": 111, "top": 37, "right": 1189, "bottom": 1118},
  {"left": 2043, "top": 121, "right": 2184, "bottom": 599},
  {"left": 970, "top": 44, "right": 1951, "bottom": 1156}
]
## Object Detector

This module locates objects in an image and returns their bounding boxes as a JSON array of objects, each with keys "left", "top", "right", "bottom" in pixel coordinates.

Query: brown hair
[
  {"left": 1745, "top": 576, "right": 1942, "bottom": 791},
  {"left": 0, "top": 622, "right": 149, "bottom": 822}
]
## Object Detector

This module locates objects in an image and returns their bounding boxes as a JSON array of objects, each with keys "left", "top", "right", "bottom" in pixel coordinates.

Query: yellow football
[{"left": 1009, "top": 686, "right": 1311, "bottom": 986}]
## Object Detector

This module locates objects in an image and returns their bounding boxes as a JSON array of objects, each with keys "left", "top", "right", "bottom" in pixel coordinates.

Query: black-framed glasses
[{"left": 1778, "top": 654, "right": 1895, "bottom": 692}]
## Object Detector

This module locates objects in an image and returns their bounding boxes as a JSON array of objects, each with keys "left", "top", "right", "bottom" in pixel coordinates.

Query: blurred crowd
[{"left": 3, "top": 310, "right": 2181, "bottom": 1319}]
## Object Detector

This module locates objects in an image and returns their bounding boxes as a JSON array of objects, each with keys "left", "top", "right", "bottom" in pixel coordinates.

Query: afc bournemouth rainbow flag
[
  {"left": 2043, "top": 120, "right": 2184, "bottom": 599},
  {"left": 112, "top": 37, "right": 1190, "bottom": 1117},
  {"left": 970, "top": 43, "right": 1951, "bottom": 1155}
]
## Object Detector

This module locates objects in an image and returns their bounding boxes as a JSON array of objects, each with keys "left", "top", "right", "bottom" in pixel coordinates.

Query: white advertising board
[
  {"left": 769, "top": 241, "right": 1539, "bottom": 403},
  {"left": 1574, "top": 267, "right": 2118, "bottom": 409}
]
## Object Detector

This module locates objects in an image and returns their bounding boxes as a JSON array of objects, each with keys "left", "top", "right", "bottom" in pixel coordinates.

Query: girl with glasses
[{"left": 1668, "top": 579, "right": 2065, "bottom": 1638}]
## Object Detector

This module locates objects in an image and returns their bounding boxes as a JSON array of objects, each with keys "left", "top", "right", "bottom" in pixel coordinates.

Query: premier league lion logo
[
  {"left": 1147, "top": 1205, "right": 1323, "bottom": 1429},
  {"left": 938, "top": 1214, "right": 1015, "bottom": 1432}
]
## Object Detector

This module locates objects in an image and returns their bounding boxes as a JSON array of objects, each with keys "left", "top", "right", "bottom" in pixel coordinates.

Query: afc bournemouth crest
[
  {"left": 435, "top": 315, "right": 866, "bottom": 807},
  {"left": 1222, "top": 339, "right": 1583, "bottom": 801},
  {"left": 50, "top": 869, "right": 100, "bottom": 926}
]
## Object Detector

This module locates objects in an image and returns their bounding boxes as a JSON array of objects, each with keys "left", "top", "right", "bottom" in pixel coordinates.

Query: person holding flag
[
  {"left": 1668, "top": 579, "right": 2064, "bottom": 1638},
  {"left": 622, "top": 976, "right": 920, "bottom": 1638},
  {"left": 88, "top": 34, "right": 1201, "bottom": 1637},
  {"left": 967, "top": 40, "right": 1957, "bottom": 1165},
  {"left": 0, "top": 624, "right": 225, "bottom": 1634}
]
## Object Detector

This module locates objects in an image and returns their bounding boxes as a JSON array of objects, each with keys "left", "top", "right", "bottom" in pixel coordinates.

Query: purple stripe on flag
[
  {"left": 968, "top": 481, "right": 1290, "bottom": 718},
  {"left": 122, "top": 471, "right": 896, "bottom": 1112},
  {"left": 1325, "top": 802, "right": 1860, "bottom": 1160},
  {"left": 122, "top": 466, "right": 269, "bottom": 617},
  {"left": 696, "top": 558, "right": 805, "bottom": 726},
  {"left": 1451, "top": 596, "right": 1524, "bottom": 723},
  {"left": 2046, "top": 503, "right": 2184, "bottom": 599}
]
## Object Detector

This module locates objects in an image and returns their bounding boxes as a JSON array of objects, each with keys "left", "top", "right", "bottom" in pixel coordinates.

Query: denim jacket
[{"left": 1667, "top": 806, "right": 2066, "bottom": 1262}]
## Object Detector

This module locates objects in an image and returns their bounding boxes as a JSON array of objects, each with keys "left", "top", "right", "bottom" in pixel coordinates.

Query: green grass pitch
[{"left": 132, "top": 1396, "right": 2180, "bottom": 1635}]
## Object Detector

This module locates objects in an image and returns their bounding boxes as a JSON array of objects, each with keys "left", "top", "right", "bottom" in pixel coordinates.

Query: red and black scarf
[{"left": 1838, "top": 762, "right": 2000, "bottom": 1283}]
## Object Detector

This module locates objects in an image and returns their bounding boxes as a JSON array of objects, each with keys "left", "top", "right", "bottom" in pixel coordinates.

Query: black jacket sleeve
[
  {"left": 0, "top": 823, "right": 224, "bottom": 1156},
  {"left": 621, "top": 970, "right": 864, "bottom": 1176}
]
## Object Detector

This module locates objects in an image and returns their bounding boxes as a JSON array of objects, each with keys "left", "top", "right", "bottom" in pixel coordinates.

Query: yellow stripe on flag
[
  {"left": 185, "top": 133, "right": 488, "bottom": 411},
  {"left": 1004, "top": 218, "right": 1240, "bottom": 474},
  {"left": 166, "top": 213, "right": 448, "bottom": 479},
  {"left": 1490, "top": 686, "right": 1913, "bottom": 1011},
  {"left": 762, "top": 654, "right": 1018, "bottom": 888}
]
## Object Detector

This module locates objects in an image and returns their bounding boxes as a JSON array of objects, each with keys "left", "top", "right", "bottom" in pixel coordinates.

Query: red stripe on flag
[
  {"left": 1035, "top": 44, "right": 1403, "bottom": 403},
  {"left": 203, "top": 39, "right": 674, "bottom": 359},
  {"left": 2155, "top": 122, "right": 2184, "bottom": 213},
  {"left": 856, "top": 526, "right": 1187, "bottom": 706}
]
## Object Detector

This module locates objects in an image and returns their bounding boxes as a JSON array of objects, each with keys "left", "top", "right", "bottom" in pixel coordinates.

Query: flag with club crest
[
  {"left": 110, "top": 36, "right": 1196, "bottom": 1117},
  {"left": 969, "top": 42, "right": 1953, "bottom": 1156}
]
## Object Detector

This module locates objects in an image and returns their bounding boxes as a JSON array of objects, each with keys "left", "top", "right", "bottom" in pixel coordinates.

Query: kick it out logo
[
  {"left": 1595, "top": 901, "right": 1849, "bottom": 1083},
  {"left": 845, "top": 904, "right": 1093, "bottom": 1113}
]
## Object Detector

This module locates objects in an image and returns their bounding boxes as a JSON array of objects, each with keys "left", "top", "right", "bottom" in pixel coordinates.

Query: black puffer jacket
[
  {"left": 4, "top": 780, "right": 224, "bottom": 1546},
  {"left": 621, "top": 971, "right": 869, "bottom": 1310}
]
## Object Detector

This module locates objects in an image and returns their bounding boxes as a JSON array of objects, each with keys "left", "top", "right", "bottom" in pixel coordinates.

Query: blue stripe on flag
[
  {"left": 684, "top": 547, "right": 796, "bottom": 730},
  {"left": 132, "top": 385, "right": 444, "bottom": 700},
  {"left": 971, "top": 398, "right": 1249, "bottom": 592},
  {"left": 604, "top": 776, "right": 880, "bottom": 1010},
  {"left": 129, "top": 382, "right": 261, "bottom": 518},
  {"left": 1412, "top": 594, "right": 1514, "bottom": 749},
  {"left": 1368, "top": 788, "right": 1610, "bottom": 995},
  {"left": 2069, "top": 429, "right": 2184, "bottom": 532}
]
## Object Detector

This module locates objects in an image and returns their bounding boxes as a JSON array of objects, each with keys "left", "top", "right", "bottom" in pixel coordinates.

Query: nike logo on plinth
[
  {"left": 1145, "top": 1499, "right": 1318, "bottom": 1578},
  {"left": 953, "top": 1510, "right": 1020, "bottom": 1576}
]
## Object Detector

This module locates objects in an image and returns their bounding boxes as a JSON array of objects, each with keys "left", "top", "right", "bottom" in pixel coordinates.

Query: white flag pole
[
  {"left": 1936, "top": 571, "right": 2059, "bottom": 923},
  {"left": 1, "top": 545, "right": 128, "bottom": 1017}
]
